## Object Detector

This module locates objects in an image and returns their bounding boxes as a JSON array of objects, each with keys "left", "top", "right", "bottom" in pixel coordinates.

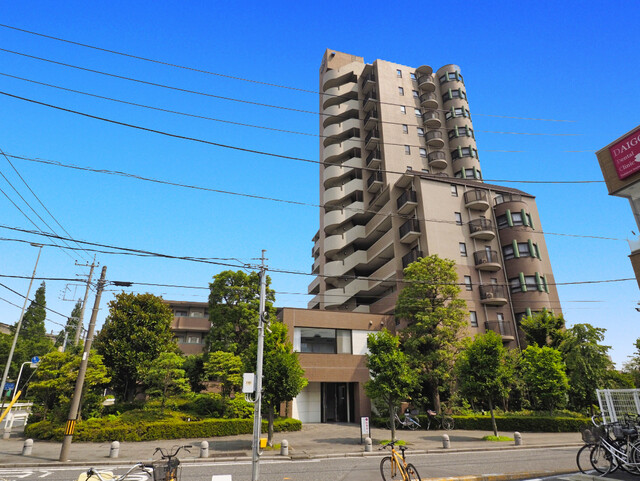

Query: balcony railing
[
  {"left": 494, "top": 193, "right": 524, "bottom": 206},
  {"left": 468, "top": 218, "right": 494, "bottom": 235},
  {"left": 366, "top": 149, "right": 382, "bottom": 166},
  {"left": 365, "top": 129, "right": 380, "bottom": 145},
  {"left": 428, "top": 151, "right": 446, "bottom": 162},
  {"left": 474, "top": 249, "right": 500, "bottom": 265},
  {"left": 399, "top": 219, "right": 421, "bottom": 238},
  {"left": 485, "top": 320, "right": 514, "bottom": 338},
  {"left": 479, "top": 284, "right": 507, "bottom": 301},
  {"left": 419, "top": 92, "right": 437, "bottom": 104},
  {"left": 426, "top": 130, "right": 444, "bottom": 142},
  {"left": 364, "top": 109, "right": 379, "bottom": 127},
  {"left": 367, "top": 171, "right": 383, "bottom": 188},
  {"left": 464, "top": 189, "right": 488, "bottom": 204},
  {"left": 360, "top": 72, "right": 376, "bottom": 88},
  {"left": 363, "top": 91, "right": 378, "bottom": 106},
  {"left": 396, "top": 190, "right": 418, "bottom": 210},
  {"left": 402, "top": 249, "right": 423, "bottom": 269}
]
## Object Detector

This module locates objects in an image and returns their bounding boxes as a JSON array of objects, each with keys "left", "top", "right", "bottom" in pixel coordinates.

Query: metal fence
[{"left": 596, "top": 389, "right": 640, "bottom": 423}]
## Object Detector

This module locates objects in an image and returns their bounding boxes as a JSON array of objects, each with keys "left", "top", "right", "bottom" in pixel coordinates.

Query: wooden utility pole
[
  {"left": 59, "top": 265, "right": 106, "bottom": 462},
  {"left": 73, "top": 258, "right": 96, "bottom": 345}
]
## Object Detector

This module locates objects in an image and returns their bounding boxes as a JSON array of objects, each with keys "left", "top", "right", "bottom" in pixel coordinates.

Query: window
[
  {"left": 402, "top": 124, "right": 408, "bottom": 134},
  {"left": 439, "top": 71, "right": 463, "bottom": 84},
  {"left": 298, "top": 327, "right": 352, "bottom": 354},
  {"left": 454, "top": 168, "right": 480, "bottom": 179},
  {"left": 410, "top": 72, "right": 417, "bottom": 80},
  {"left": 469, "top": 311, "right": 478, "bottom": 327},
  {"left": 414, "top": 108, "right": 422, "bottom": 118},
  {"left": 508, "top": 275, "right": 543, "bottom": 293},
  {"left": 503, "top": 244, "right": 515, "bottom": 260},
  {"left": 445, "top": 107, "right": 471, "bottom": 120},
  {"left": 398, "top": 86, "right": 404, "bottom": 96},
  {"left": 396, "top": 69, "right": 402, "bottom": 78},
  {"left": 175, "top": 310, "right": 187, "bottom": 317},
  {"left": 464, "top": 275, "right": 473, "bottom": 291},
  {"left": 442, "top": 89, "right": 467, "bottom": 102},
  {"left": 448, "top": 126, "right": 474, "bottom": 139},
  {"left": 459, "top": 242, "right": 467, "bottom": 257},
  {"left": 419, "top": 148, "right": 426, "bottom": 157},
  {"left": 417, "top": 127, "right": 425, "bottom": 137},
  {"left": 400, "top": 106, "right": 406, "bottom": 114},
  {"left": 455, "top": 212, "right": 462, "bottom": 225},
  {"left": 404, "top": 145, "right": 411, "bottom": 155},
  {"left": 187, "top": 335, "right": 201, "bottom": 344},
  {"left": 412, "top": 90, "right": 419, "bottom": 98},
  {"left": 451, "top": 146, "right": 478, "bottom": 160},
  {"left": 450, "top": 184, "right": 458, "bottom": 196}
]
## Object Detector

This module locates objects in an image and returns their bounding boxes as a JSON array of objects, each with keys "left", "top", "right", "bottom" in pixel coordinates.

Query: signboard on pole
[
  {"left": 360, "top": 416, "right": 370, "bottom": 443},
  {"left": 30, "top": 356, "right": 40, "bottom": 369}
]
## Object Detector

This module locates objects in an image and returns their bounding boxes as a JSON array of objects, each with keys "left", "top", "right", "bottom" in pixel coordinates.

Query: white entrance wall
[{"left": 292, "top": 382, "right": 321, "bottom": 423}]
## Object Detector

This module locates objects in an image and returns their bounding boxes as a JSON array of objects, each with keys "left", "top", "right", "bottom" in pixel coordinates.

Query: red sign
[{"left": 610, "top": 129, "right": 640, "bottom": 180}]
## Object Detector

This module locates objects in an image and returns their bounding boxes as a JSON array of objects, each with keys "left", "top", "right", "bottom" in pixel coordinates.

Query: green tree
[
  {"left": 206, "top": 270, "right": 276, "bottom": 361},
  {"left": 183, "top": 354, "right": 207, "bottom": 392},
  {"left": 456, "top": 331, "right": 513, "bottom": 436},
  {"left": 519, "top": 345, "right": 568, "bottom": 413},
  {"left": 365, "top": 329, "right": 419, "bottom": 442},
  {"left": 94, "top": 292, "right": 177, "bottom": 401},
  {"left": 55, "top": 300, "right": 82, "bottom": 349},
  {"left": 622, "top": 338, "right": 640, "bottom": 387},
  {"left": 143, "top": 352, "right": 191, "bottom": 410},
  {"left": 27, "top": 349, "right": 110, "bottom": 422},
  {"left": 395, "top": 255, "right": 467, "bottom": 412},
  {"left": 204, "top": 351, "right": 243, "bottom": 397},
  {"left": 520, "top": 310, "right": 565, "bottom": 348},
  {"left": 247, "top": 321, "right": 307, "bottom": 446},
  {"left": 560, "top": 323, "right": 613, "bottom": 412},
  {"left": 19, "top": 282, "right": 47, "bottom": 339}
]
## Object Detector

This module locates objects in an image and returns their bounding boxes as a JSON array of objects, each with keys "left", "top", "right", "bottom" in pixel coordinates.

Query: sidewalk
[{"left": 0, "top": 423, "right": 583, "bottom": 467}]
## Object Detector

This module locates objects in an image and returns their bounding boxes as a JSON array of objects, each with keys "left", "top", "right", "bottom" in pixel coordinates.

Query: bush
[
  {"left": 224, "top": 397, "right": 253, "bottom": 419},
  {"left": 184, "top": 393, "right": 225, "bottom": 417}
]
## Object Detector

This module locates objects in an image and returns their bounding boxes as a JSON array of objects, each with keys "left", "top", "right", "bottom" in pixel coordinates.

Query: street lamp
[{"left": 0, "top": 244, "right": 43, "bottom": 401}]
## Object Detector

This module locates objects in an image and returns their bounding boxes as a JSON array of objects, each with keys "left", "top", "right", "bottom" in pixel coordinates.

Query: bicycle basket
[
  {"left": 581, "top": 425, "right": 605, "bottom": 443},
  {"left": 152, "top": 461, "right": 180, "bottom": 481},
  {"left": 612, "top": 424, "right": 624, "bottom": 440}
]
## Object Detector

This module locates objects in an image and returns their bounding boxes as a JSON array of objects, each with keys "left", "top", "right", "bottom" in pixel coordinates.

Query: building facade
[
  {"left": 308, "top": 49, "right": 562, "bottom": 345},
  {"left": 165, "top": 300, "right": 210, "bottom": 355},
  {"left": 596, "top": 125, "right": 640, "bottom": 290}
]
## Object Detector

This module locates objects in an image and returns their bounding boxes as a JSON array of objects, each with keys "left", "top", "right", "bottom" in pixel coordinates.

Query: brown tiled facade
[{"left": 165, "top": 300, "right": 210, "bottom": 355}]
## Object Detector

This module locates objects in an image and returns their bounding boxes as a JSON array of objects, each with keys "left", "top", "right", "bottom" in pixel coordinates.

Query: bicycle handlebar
[{"left": 154, "top": 445, "right": 192, "bottom": 459}]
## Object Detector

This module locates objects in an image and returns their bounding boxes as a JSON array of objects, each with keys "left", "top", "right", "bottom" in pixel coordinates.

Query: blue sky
[{"left": 0, "top": 1, "right": 638, "bottom": 368}]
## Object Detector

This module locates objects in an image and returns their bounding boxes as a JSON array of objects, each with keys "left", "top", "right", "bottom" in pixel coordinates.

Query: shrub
[
  {"left": 224, "top": 397, "right": 253, "bottom": 419},
  {"left": 185, "top": 393, "right": 225, "bottom": 417}
]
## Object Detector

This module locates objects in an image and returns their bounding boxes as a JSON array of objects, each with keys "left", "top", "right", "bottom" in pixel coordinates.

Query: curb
[{"left": 420, "top": 470, "right": 578, "bottom": 481}]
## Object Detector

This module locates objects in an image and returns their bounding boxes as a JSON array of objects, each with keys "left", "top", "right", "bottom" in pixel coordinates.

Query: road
[{"left": 0, "top": 446, "right": 583, "bottom": 480}]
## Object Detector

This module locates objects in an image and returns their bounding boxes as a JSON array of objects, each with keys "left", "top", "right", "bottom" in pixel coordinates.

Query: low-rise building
[{"left": 165, "top": 300, "right": 210, "bottom": 355}]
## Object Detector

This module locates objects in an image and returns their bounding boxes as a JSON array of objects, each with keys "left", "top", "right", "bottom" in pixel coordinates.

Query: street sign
[
  {"left": 30, "top": 356, "right": 40, "bottom": 364},
  {"left": 3, "top": 383, "right": 15, "bottom": 392}
]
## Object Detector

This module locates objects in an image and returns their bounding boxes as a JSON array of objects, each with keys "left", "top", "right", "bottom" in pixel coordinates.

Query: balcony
[
  {"left": 473, "top": 250, "right": 502, "bottom": 271},
  {"left": 361, "top": 72, "right": 376, "bottom": 94},
  {"left": 422, "top": 110, "right": 441, "bottom": 128},
  {"left": 426, "top": 130, "right": 445, "bottom": 148},
  {"left": 427, "top": 151, "right": 447, "bottom": 169},
  {"left": 468, "top": 218, "right": 495, "bottom": 240},
  {"left": 365, "top": 129, "right": 381, "bottom": 150},
  {"left": 494, "top": 193, "right": 525, "bottom": 206},
  {"left": 417, "top": 74, "right": 436, "bottom": 92},
  {"left": 485, "top": 320, "right": 515, "bottom": 341},
  {"left": 479, "top": 285, "right": 508, "bottom": 306},
  {"left": 399, "top": 219, "right": 421, "bottom": 243},
  {"left": 367, "top": 171, "right": 383, "bottom": 192},
  {"left": 402, "top": 249, "right": 423, "bottom": 269},
  {"left": 396, "top": 190, "right": 418, "bottom": 215},
  {"left": 366, "top": 149, "right": 382, "bottom": 169},
  {"left": 364, "top": 109, "right": 379, "bottom": 130},
  {"left": 419, "top": 92, "right": 438, "bottom": 109},
  {"left": 363, "top": 91, "right": 378, "bottom": 112},
  {"left": 464, "top": 189, "right": 490, "bottom": 211}
]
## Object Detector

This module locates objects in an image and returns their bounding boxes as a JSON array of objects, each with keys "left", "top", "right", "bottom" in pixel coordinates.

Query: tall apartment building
[{"left": 308, "top": 49, "right": 562, "bottom": 346}]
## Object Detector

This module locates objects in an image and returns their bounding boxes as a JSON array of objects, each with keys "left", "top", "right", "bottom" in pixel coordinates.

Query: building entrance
[{"left": 321, "top": 382, "right": 355, "bottom": 423}]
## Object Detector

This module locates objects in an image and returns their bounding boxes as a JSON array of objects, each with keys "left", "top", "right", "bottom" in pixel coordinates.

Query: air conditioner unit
[
  {"left": 485, "top": 292, "right": 494, "bottom": 299},
  {"left": 479, "top": 258, "right": 487, "bottom": 264}
]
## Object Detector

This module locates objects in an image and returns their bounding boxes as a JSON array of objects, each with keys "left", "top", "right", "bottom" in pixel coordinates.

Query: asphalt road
[{"left": 0, "top": 445, "right": 584, "bottom": 481}]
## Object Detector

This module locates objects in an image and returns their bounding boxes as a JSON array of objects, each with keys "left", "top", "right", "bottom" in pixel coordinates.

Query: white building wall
[
  {"left": 292, "top": 382, "right": 321, "bottom": 423},
  {"left": 352, "top": 330, "right": 370, "bottom": 355}
]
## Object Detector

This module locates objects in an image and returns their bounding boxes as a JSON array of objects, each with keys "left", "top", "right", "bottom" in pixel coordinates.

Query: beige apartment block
[
  {"left": 309, "top": 49, "right": 563, "bottom": 347},
  {"left": 165, "top": 300, "right": 210, "bottom": 355}
]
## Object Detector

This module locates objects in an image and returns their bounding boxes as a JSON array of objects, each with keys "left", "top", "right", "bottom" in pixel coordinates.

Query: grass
[
  {"left": 481, "top": 435, "right": 514, "bottom": 442},
  {"left": 380, "top": 439, "right": 407, "bottom": 445}
]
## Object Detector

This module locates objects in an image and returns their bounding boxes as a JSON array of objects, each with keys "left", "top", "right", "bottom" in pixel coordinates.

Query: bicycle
[
  {"left": 379, "top": 440, "right": 422, "bottom": 481},
  {"left": 386, "top": 409, "right": 421, "bottom": 430},
  {"left": 80, "top": 445, "right": 192, "bottom": 481},
  {"left": 426, "top": 409, "right": 454, "bottom": 430}
]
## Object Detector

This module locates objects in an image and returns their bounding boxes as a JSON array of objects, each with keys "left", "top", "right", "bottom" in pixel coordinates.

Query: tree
[
  {"left": 520, "top": 310, "right": 565, "bottom": 348},
  {"left": 248, "top": 321, "right": 307, "bottom": 446},
  {"left": 365, "top": 329, "right": 419, "bottom": 442},
  {"left": 94, "top": 292, "right": 177, "bottom": 401},
  {"left": 183, "top": 354, "right": 207, "bottom": 392},
  {"left": 456, "top": 331, "right": 513, "bottom": 436},
  {"left": 143, "top": 352, "right": 191, "bottom": 410},
  {"left": 519, "top": 345, "right": 568, "bottom": 413},
  {"left": 27, "top": 349, "right": 110, "bottom": 422},
  {"left": 19, "top": 282, "right": 47, "bottom": 339},
  {"left": 560, "top": 324, "right": 613, "bottom": 412},
  {"left": 622, "top": 338, "right": 640, "bottom": 387},
  {"left": 204, "top": 351, "right": 243, "bottom": 397},
  {"left": 55, "top": 300, "right": 82, "bottom": 349},
  {"left": 206, "top": 270, "right": 276, "bottom": 362},
  {"left": 395, "top": 255, "right": 467, "bottom": 412}
]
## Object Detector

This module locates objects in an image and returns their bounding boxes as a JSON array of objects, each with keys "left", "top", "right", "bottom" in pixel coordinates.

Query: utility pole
[
  {"left": 59, "top": 265, "right": 106, "bottom": 462},
  {"left": 74, "top": 257, "right": 96, "bottom": 345},
  {"left": 251, "top": 250, "right": 267, "bottom": 481},
  {"left": 0, "top": 244, "right": 43, "bottom": 402}
]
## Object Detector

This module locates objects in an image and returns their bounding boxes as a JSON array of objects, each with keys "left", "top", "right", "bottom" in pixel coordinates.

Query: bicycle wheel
[
  {"left": 577, "top": 444, "right": 594, "bottom": 474},
  {"left": 442, "top": 416, "right": 454, "bottom": 430},
  {"left": 590, "top": 444, "right": 615, "bottom": 475},
  {"left": 405, "top": 463, "right": 422, "bottom": 481},
  {"left": 408, "top": 418, "right": 420, "bottom": 430},
  {"left": 380, "top": 456, "right": 404, "bottom": 481}
]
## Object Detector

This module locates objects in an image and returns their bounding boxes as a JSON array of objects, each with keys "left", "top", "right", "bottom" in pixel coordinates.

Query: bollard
[
  {"left": 441, "top": 433, "right": 450, "bottom": 449},
  {"left": 514, "top": 431, "right": 522, "bottom": 446},
  {"left": 109, "top": 441, "right": 120, "bottom": 458},
  {"left": 280, "top": 439, "right": 289, "bottom": 456},
  {"left": 364, "top": 437, "right": 372, "bottom": 452},
  {"left": 200, "top": 440, "right": 209, "bottom": 458},
  {"left": 22, "top": 439, "right": 33, "bottom": 456}
]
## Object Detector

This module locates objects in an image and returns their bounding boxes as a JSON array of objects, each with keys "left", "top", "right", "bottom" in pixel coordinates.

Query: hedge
[
  {"left": 372, "top": 414, "right": 588, "bottom": 432},
  {"left": 25, "top": 417, "right": 302, "bottom": 442}
]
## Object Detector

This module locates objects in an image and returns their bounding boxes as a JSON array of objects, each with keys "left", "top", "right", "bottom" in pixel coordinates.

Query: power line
[
  {"left": 0, "top": 294, "right": 67, "bottom": 329},
  {"left": 0, "top": 281, "right": 71, "bottom": 320}
]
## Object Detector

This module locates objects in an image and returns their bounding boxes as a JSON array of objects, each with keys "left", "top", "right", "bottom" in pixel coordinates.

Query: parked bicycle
[
  {"left": 79, "top": 445, "right": 192, "bottom": 481},
  {"left": 379, "top": 439, "right": 422, "bottom": 481},
  {"left": 426, "top": 409, "right": 454, "bottom": 431},
  {"left": 386, "top": 408, "right": 421, "bottom": 430}
]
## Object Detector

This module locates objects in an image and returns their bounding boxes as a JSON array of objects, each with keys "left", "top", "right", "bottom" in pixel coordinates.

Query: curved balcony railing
[
  {"left": 484, "top": 320, "right": 514, "bottom": 338},
  {"left": 469, "top": 218, "right": 494, "bottom": 234},
  {"left": 474, "top": 250, "right": 500, "bottom": 266},
  {"left": 479, "top": 284, "right": 507, "bottom": 301}
]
